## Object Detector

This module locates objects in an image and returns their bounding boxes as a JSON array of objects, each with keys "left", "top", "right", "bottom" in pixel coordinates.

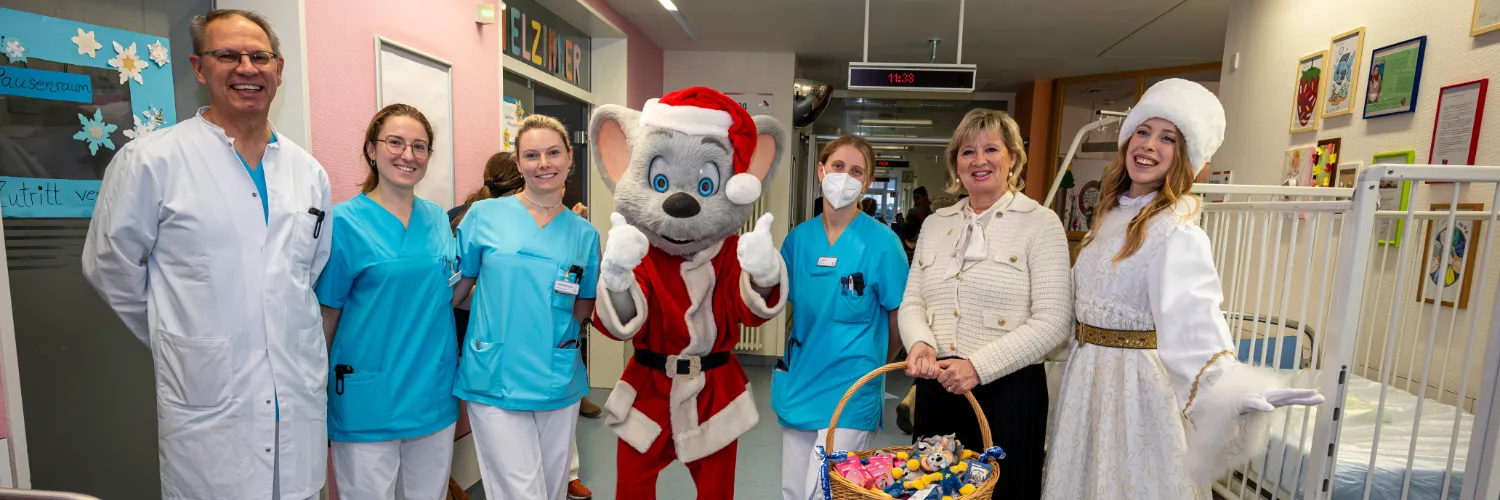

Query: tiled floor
[{"left": 469, "top": 358, "right": 916, "bottom": 499}]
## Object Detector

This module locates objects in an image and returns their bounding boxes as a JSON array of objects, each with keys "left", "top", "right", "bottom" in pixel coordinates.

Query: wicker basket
[{"left": 823, "top": 361, "right": 999, "bottom": 500}]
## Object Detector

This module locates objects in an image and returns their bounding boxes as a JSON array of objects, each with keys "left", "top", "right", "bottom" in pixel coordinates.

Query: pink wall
[
  {"left": 582, "top": 0, "right": 664, "bottom": 109},
  {"left": 305, "top": 0, "right": 502, "bottom": 204}
]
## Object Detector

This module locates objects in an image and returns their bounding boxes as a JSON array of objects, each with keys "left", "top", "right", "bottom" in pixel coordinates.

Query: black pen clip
[
  {"left": 309, "top": 207, "right": 326, "bottom": 239},
  {"left": 334, "top": 364, "right": 354, "bottom": 395},
  {"left": 851, "top": 272, "right": 866, "bottom": 296}
]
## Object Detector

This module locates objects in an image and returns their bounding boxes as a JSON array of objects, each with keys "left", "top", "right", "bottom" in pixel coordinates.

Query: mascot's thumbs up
[
  {"left": 738, "top": 212, "right": 781, "bottom": 287},
  {"left": 601, "top": 212, "right": 650, "bottom": 292}
]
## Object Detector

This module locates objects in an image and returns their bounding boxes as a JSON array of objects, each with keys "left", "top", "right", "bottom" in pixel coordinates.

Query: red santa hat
[{"left": 639, "top": 87, "right": 762, "bottom": 205}]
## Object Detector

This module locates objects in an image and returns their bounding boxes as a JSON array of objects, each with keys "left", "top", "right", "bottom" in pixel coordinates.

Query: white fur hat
[{"left": 1116, "top": 78, "right": 1225, "bottom": 175}]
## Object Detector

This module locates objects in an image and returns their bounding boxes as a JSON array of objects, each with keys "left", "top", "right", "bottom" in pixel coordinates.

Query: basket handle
[{"left": 825, "top": 361, "right": 993, "bottom": 452}]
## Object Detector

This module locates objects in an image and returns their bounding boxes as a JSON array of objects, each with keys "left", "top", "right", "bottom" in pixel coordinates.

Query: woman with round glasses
[{"left": 314, "top": 103, "right": 461, "bottom": 499}]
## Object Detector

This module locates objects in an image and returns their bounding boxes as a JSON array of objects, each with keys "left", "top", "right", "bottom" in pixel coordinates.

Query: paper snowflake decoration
[
  {"left": 4, "top": 38, "right": 26, "bottom": 63},
  {"left": 73, "top": 109, "right": 118, "bottom": 156},
  {"left": 72, "top": 28, "right": 103, "bottom": 58},
  {"left": 123, "top": 110, "right": 159, "bottom": 141},
  {"left": 148, "top": 40, "right": 169, "bottom": 67},
  {"left": 107, "top": 41, "right": 145, "bottom": 85}
]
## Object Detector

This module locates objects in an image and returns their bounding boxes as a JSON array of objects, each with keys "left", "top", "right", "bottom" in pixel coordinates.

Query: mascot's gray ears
[
  {"left": 748, "top": 115, "right": 787, "bottom": 187},
  {"left": 590, "top": 104, "right": 641, "bottom": 193}
]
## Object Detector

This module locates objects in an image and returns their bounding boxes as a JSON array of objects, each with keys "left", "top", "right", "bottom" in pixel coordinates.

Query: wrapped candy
[
  {"left": 964, "top": 460, "right": 993, "bottom": 486},
  {"left": 836, "top": 459, "right": 874, "bottom": 488}
]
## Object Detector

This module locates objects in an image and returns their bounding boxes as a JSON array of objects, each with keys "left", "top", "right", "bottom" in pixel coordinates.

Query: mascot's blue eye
[
  {"left": 652, "top": 174, "right": 669, "bottom": 193},
  {"left": 696, "top": 162, "right": 719, "bottom": 197},
  {"left": 697, "top": 178, "right": 715, "bottom": 196},
  {"left": 648, "top": 156, "right": 670, "bottom": 193}
]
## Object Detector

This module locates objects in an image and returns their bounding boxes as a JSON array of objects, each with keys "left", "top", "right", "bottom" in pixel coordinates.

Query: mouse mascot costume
[{"left": 590, "top": 87, "right": 788, "bottom": 499}]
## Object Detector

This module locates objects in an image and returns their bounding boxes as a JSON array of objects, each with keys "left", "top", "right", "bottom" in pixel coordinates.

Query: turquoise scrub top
[
  {"left": 771, "top": 214, "right": 908, "bottom": 432},
  {"left": 232, "top": 134, "right": 275, "bottom": 223},
  {"left": 454, "top": 197, "right": 599, "bottom": 412},
  {"left": 314, "top": 194, "right": 460, "bottom": 442}
]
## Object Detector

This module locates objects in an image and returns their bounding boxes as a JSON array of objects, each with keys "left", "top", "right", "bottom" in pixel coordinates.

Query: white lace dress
[{"left": 1042, "top": 193, "right": 1281, "bottom": 500}]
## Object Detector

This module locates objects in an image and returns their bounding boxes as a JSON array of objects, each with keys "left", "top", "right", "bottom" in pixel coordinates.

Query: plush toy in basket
[{"left": 819, "top": 363, "right": 1003, "bottom": 500}]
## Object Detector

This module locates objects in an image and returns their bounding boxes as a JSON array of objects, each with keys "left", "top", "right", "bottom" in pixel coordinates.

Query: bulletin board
[
  {"left": 0, "top": 8, "right": 176, "bottom": 218},
  {"left": 374, "top": 37, "right": 455, "bottom": 209}
]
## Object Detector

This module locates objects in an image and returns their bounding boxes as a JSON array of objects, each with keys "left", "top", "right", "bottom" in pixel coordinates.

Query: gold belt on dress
[{"left": 1075, "top": 323, "right": 1157, "bottom": 349}]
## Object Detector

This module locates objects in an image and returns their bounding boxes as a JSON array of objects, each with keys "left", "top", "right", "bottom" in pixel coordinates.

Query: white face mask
[{"left": 821, "top": 172, "right": 864, "bottom": 210}]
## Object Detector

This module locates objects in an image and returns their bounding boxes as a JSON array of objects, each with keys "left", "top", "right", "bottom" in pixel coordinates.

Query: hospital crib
[{"left": 1192, "top": 167, "right": 1500, "bottom": 500}]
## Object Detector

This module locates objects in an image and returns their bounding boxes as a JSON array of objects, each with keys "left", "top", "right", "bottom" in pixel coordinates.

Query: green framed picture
[{"left": 1372, "top": 150, "right": 1416, "bottom": 246}]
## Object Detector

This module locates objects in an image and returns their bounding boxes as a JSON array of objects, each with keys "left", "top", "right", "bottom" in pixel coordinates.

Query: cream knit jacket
[{"left": 898, "top": 193, "right": 1074, "bottom": 384}]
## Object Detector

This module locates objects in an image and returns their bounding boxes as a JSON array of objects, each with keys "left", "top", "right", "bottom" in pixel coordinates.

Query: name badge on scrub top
[
  {"left": 817, "top": 256, "right": 838, "bottom": 267},
  {"left": 444, "top": 256, "right": 461, "bottom": 287},
  {"left": 554, "top": 265, "right": 582, "bottom": 296}
]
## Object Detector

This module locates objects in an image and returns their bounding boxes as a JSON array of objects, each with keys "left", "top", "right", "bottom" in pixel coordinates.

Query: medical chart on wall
[
  {"left": 376, "top": 39, "right": 454, "bottom": 208},
  {"left": 0, "top": 8, "right": 176, "bottom": 217},
  {"left": 1429, "top": 80, "right": 1487, "bottom": 166}
]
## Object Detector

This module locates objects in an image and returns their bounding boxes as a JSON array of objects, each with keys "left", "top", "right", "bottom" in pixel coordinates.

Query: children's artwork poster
[
  {"left": 1204, "top": 169, "right": 1231, "bottom": 203},
  {"left": 0, "top": 8, "right": 175, "bottom": 218},
  {"left": 1473, "top": 0, "right": 1500, "bottom": 36},
  {"left": 1312, "top": 137, "right": 1340, "bottom": 187},
  {"left": 1282, "top": 145, "right": 1314, "bottom": 192},
  {"left": 1373, "top": 150, "right": 1415, "bottom": 246},
  {"left": 1290, "top": 50, "right": 1327, "bottom": 133},
  {"left": 1364, "top": 36, "right": 1426, "bottom": 119},
  {"left": 1323, "top": 28, "right": 1365, "bottom": 118},
  {"left": 1417, "top": 203, "right": 1484, "bottom": 308},
  {"left": 1336, "top": 162, "right": 1361, "bottom": 189},
  {"left": 502, "top": 96, "right": 522, "bottom": 152},
  {"left": 1068, "top": 180, "right": 1101, "bottom": 232}
]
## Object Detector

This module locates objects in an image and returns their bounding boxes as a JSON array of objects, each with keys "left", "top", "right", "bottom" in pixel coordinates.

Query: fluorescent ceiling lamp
[
  {"left": 871, "top": 145, "right": 908, "bottom": 151},
  {"left": 858, "top": 118, "right": 933, "bottom": 126},
  {"left": 659, "top": 0, "right": 678, "bottom": 11}
]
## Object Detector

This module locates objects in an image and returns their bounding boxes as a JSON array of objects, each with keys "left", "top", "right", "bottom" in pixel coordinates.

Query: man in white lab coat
[{"left": 81, "top": 9, "right": 332, "bottom": 500}]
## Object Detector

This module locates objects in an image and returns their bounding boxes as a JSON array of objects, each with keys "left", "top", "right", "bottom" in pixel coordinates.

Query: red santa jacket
[{"left": 592, "top": 234, "right": 786, "bottom": 462}]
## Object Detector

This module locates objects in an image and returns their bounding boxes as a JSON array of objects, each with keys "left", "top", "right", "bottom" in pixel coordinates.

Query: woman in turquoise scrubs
[
  {"left": 772, "top": 135, "right": 909, "bottom": 500},
  {"left": 315, "top": 103, "right": 459, "bottom": 499},
  {"left": 452, "top": 114, "right": 599, "bottom": 500}
]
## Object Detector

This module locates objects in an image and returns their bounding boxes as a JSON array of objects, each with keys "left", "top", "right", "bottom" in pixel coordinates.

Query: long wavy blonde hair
[{"left": 1077, "top": 130, "right": 1200, "bottom": 262}]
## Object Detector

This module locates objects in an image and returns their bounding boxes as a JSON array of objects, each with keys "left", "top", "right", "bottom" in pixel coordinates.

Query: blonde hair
[
  {"left": 514, "top": 114, "right": 570, "bottom": 154},
  {"left": 818, "top": 135, "right": 876, "bottom": 184},
  {"left": 1077, "top": 134, "right": 1200, "bottom": 262},
  {"left": 944, "top": 108, "right": 1027, "bottom": 195}
]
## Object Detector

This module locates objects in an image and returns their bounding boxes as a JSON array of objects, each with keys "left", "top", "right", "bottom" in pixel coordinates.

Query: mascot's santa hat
[{"left": 640, "top": 87, "right": 763, "bottom": 205}]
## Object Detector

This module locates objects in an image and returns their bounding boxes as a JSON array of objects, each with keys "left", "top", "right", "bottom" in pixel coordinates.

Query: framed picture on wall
[
  {"left": 1313, "top": 137, "right": 1341, "bottom": 187},
  {"left": 1428, "top": 79, "right": 1489, "bottom": 167},
  {"left": 1323, "top": 27, "right": 1366, "bottom": 118},
  {"left": 1373, "top": 150, "right": 1416, "bottom": 246},
  {"left": 1474, "top": 0, "right": 1500, "bottom": 36},
  {"left": 1336, "top": 162, "right": 1361, "bottom": 189},
  {"left": 1416, "top": 203, "right": 1485, "bottom": 308},
  {"left": 1291, "top": 51, "right": 1328, "bottom": 133},
  {"left": 1364, "top": 36, "right": 1427, "bottom": 118}
]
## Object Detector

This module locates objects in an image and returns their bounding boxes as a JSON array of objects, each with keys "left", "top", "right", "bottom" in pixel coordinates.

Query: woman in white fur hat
[{"left": 1041, "top": 79, "right": 1325, "bottom": 499}]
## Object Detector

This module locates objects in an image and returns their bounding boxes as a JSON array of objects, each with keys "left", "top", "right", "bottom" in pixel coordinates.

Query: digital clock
[{"left": 847, "top": 63, "right": 977, "bottom": 92}]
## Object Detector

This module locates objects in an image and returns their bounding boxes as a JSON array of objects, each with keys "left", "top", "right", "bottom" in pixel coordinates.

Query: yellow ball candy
[
  {"left": 892, "top": 468, "right": 905, "bottom": 479},
  {"left": 897, "top": 452, "right": 910, "bottom": 461},
  {"left": 943, "top": 496, "right": 953, "bottom": 500},
  {"left": 907, "top": 459, "right": 921, "bottom": 471},
  {"left": 960, "top": 484, "right": 977, "bottom": 495}
]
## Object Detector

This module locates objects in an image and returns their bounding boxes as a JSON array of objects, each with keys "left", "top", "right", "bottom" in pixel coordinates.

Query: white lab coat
[{"left": 82, "top": 107, "right": 333, "bottom": 500}]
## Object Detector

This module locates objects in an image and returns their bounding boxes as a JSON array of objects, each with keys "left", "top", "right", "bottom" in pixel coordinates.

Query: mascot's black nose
[{"left": 662, "top": 192, "right": 701, "bottom": 218}]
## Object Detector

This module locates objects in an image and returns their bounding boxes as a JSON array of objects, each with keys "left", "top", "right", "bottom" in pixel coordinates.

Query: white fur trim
[
  {"left": 595, "top": 279, "right": 648, "bottom": 340},
  {"left": 725, "top": 173, "right": 762, "bottom": 205},
  {"left": 1117, "top": 78, "right": 1225, "bottom": 175},
  {"left": 739, "top": 255, "right": 787, "bottom": 318},
  {"left": 1184, "top": 362, "right": 1283, "bottom": 483},
  {"left": 640, "top": 98, "right": 733, "bottom": 137},
  {"left": 673, "top": 382, "right": 759, "bottom": 463},
  {"left": 603, "top": 380, "right": 661, "bottom": 453},
  {"left": 680, "top": 241, "right": 726, "bottom": 356}
]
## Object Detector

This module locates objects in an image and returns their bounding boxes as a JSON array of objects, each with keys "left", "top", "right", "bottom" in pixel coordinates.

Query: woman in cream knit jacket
[{"left": 899, "top": 108, "right": 1073, "bottom": 499}]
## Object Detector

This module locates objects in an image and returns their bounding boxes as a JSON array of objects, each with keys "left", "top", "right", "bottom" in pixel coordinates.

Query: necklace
[{"left": 521, "top": 191, "right": 562, "bottom": 210}]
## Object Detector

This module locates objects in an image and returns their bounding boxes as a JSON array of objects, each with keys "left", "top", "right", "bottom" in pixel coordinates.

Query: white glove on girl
[
  {"left": 601, "top": 212, "right": 649, "bottom": 292},
  {"left": 737, "top": 213, "right": 780, "bottom": 287},
  {"left": 1238, "top": 387, "right": 1324, "bottom": 413}
]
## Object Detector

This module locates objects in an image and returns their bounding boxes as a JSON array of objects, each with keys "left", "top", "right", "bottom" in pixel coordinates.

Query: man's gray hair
[{"left": 189, "top": 9, "right": 281, "bottom": 55}]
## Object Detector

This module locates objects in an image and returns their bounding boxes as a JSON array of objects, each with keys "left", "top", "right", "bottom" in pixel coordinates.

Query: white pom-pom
[{"left": 725, "top": 173, "right": 761, "bottom": 205}]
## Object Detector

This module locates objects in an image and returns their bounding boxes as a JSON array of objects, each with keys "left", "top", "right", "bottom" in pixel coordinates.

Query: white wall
[
  {"left": 218, "top": 0, "right": 314, "bottom": 148},
  {"left": 1217, "top": 1, "right": 1500, "bottom": 474},
  {"left": 663, "top": 50, "right": 795, "bottom": 356}
]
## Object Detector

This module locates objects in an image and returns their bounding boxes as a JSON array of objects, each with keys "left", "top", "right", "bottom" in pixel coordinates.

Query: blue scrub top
[
  {"left": 232, "top": 134, "right": 276, "bottom": 222},
  {"left": 771, "top": 214, "right": 908, "bottom": 432},
  {"left": 314, "top": 194, "right": 460, "bottom": 442},
  {"left": 454, "top": 197, "right": 600, "bottom": 411}
]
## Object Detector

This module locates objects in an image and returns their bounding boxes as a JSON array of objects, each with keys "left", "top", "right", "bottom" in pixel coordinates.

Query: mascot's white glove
[
  {"left": 738, "top": 213, "right": 780, "bottom": 287},
  {"left": 1238, "top": 387, "right": 1324, "bottom": 413},
  {"left": 601, "top": 212, "right": 649, "bottom": 292}
]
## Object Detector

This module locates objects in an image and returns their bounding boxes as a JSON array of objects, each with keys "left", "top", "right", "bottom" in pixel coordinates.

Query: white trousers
[
  {"left": 781, "top": 427, "right": 874, "bottom": 500},
  {"left": 570, "top": 442, "right": 580, "bottom": 481},
  {"left": 469, "top": 401, "right": 579, "bottom": 500},
  {"left": 331, "top": 424, "right": 457, "bottom": 500}
]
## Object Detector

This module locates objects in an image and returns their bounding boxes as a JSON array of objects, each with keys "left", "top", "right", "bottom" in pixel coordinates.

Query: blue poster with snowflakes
[{"left": 0, "top": 8, "right": 176, "bottom": 218}]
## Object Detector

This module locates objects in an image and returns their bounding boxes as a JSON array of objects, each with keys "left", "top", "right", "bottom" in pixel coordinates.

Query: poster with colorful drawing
[
  {"left": 1417, "top": 203, "right": 1484, "bottom": 308},
  {"left": 1313, "top": 138, "right": 1340, "bottom": 187},
  {"left": 1290, "top": 51, "right": 1327, "bottom": 133},
  {"left": 1323, "top": 28, "right": 1365, "bottom": 118},
  {"left": 1282, "top": 145, "right": 1314, "bottom": 191},
  {"left": 0, "top": 8, "right": 176, "bottom": 217}
]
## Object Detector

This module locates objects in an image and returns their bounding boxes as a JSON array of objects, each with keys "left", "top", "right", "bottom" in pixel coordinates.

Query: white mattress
[{"left": 1241, "top": 373, "right": 1471, "bottom": 500}]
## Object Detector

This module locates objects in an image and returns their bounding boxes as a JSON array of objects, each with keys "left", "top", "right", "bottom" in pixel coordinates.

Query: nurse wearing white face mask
[
  {"left": 773, "top": 135, "right": 908, "bottom": 500},
  {"left": 82, "top": 9, "right": 332, "bottom": 500}
]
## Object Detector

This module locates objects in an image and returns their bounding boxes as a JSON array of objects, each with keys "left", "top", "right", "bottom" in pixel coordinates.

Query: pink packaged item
[{"left": 835, "top": 460, "right": 874, "bottom": 488}]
